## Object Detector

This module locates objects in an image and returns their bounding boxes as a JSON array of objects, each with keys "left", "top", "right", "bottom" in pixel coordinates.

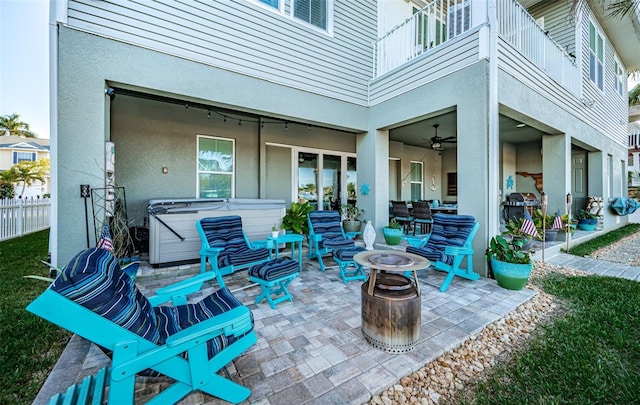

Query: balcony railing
[
  {"left": 373, "top": 0, "right": 580, "bottom": 97},
  {"left": 373, "top": 0, "right": 472, "bottom": 78},
  {"left": 497, "top": 0, "right": 580, "bottom": 96},
  {"left": 630, "top": 133, "right": 640, "bottom": 149}
]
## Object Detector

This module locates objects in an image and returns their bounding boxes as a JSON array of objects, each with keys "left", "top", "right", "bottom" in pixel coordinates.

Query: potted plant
[
  {"left": 502, "top": 217, "right": 534, "bottom": 249},
  {"left": 271, "top": 223, "right": 280, "bottom": 238},
  {"left": 282, "top": 201, "right": 313, "bottom": 235},
  {"left": 340, "top": 203, "right": 364, "bottom": 234},
  {"left": 532, "top": 209, "right": 558, "bottom": 241},
  {"left": 382, "top": 218, "right": 403, "bottom": 245},
  {"left": 485, "top": 235, "right": 533, "bottom": 290},
  {"left": 576, "top": 209, "right": 598, "bottom": 231}
]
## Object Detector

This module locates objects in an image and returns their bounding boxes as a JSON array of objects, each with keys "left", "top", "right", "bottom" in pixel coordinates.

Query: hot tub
[{"left": 147, "top": 198, "right": 286, "bottom": 267}]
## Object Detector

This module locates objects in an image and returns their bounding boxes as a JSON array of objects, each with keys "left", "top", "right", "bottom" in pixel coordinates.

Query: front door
[{"left": 571, "top": 151, "right": 588, "bottom": 215}]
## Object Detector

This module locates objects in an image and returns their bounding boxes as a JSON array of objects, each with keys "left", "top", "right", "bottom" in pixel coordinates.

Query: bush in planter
[
  {"left": 576, "top": 209, "right": 599, "bottom": 231},
  {"left": 485, "top": 235, "right": 533, "bottom": 290},
  {"left": 340, "top": 203, "right": 364, "bottom": 234},
  {"left": 502, "top": 217, "right": 534, "bottom": 249},
  {"left": 282, "top": 201, "right": 313, "bottom": 234},
  {"left": 383, "top": 218, "right": 403, "bottom": 245}
]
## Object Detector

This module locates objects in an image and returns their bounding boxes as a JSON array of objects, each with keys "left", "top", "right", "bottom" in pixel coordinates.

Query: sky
[{"left": 0, "top": 0, "right": 50, "bottom": 139}]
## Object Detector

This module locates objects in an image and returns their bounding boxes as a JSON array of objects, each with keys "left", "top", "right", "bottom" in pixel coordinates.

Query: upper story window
[
  {"left": 13, "top": 151, "right": 36, "bottom": 164},
  {"left": 614, "top": 57, "right": 624, "bottom": 97},
  {"left": 589, "top": 20, "right": 604, "bottom": 91},
  {"left": 250, "top": 0, "right": 281, "bottom": 11},
  {"left": 293, "top": 0, "right": 331, "bottom": 32},
  {"left": 197, "top": 136, "right": 234, "bottom": 198},
  {"left": 410, "top": 161, "right": 423, "bottom": 201}
]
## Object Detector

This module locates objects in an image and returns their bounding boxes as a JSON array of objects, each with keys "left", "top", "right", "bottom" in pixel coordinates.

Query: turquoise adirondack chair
[
  {"left": 307, "top": 210, "right": 367, "bottom": 283},
  {"left": 405, "top": 213, "right": 480, "bottom": 292},
  {"left": 196, "top": 215, "right": 272, "bottom": 282},
  {"left": 27, "top": 248, "right": 257, "bottom": 405}
]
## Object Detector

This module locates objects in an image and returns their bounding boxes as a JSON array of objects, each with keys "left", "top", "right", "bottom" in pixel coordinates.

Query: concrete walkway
[{"left": 32, "top": 243, "right": 639, "bottom": 405}]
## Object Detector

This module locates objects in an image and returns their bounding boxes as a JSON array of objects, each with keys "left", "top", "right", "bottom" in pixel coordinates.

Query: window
[
  {"left": 258, "top": 0, "right": 279, "bottom": 8},
  {"left": 293, "top": 0, "right": 330, "bottom": 31},
  {"left": 614, "top": 57, "right": 624, "bottom": 97},
  {"left": 13, "top": 151, "right": 36, "bottom": 164},
  {"left": 410, "top": 161, "right": 423, "bottom": 201},
  {"left": 197, "top": 136, "right": 234, "bottom": 198},
  {"left": 249, "top": 0, "right": 281, "bottom": 11},
  {"left": 589, "top": 21, "right": 604, "bottom": 91}
]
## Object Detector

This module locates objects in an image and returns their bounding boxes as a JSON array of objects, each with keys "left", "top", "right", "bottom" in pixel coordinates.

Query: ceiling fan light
[{"left": 432, "top": 142, "right": 441, "bottom": 149}]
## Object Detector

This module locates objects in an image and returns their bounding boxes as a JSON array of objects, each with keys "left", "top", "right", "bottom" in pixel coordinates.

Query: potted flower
[
  {"left": 576, "top": 209, "right": 598, "bottom": 231},
  {"left": 340, "top": 203, "right": 364, "bottom": 234},
  {"left": 383, "top": 218, "right": 403, "bottom": 245},
  {"left": 485, "top": 235, "right": 533, "bottom": 290}
]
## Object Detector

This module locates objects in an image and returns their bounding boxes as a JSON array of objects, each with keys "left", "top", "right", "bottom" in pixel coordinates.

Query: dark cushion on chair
[
  {"left": 53, "top": 248, "right": 253, "bottom": 362},
  {"left": 199, "top": 216, "right": 270, "bottom": 267},
  {"left": 333, "top": 246, "right": 367, "bottom": 261},
  {"left": 52, "top": 248, "right": 160, "bottom": 343},
  {"left": 406, "top": 214, "right": 476, "bottom": 265},
  {"left": 248, "top": 258, "right": 299, "bottom": 281},
  {"left": 308, "top": 211, "right": 354, "bottom": 250}
]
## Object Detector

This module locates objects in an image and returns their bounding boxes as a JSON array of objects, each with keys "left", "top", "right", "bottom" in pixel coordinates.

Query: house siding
[
  {"left": 369, "top": 29, "right": 481, "bottom": 106},
  {"left": 577, "top": 6, "right": 627, "bottom": 146},
  {"left": 66, "top": 0, "right": 376, "bottom": 106}
]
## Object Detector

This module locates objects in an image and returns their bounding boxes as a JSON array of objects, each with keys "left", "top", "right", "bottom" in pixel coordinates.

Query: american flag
[
  {"left": 552, "top": 211, "right": 563, "bottom": 230},
  {"left": 520, "top": 210, "right": 538, "bottom": 238},
  {"left": 97, "top": 223, "right": 113, "bottom": 251}
]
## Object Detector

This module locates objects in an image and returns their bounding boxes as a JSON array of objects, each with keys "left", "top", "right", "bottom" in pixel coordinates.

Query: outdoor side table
[
  {"left": 354, "top": 250, "right": 430, "bottom": 353},
  {"left": 268, "top": 233, "right": 304, "bottom": 271}
]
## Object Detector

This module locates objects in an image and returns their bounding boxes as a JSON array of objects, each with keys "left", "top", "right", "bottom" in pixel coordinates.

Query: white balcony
[{"left": 373, "top": 0, "right": 580, "bottom": 97}]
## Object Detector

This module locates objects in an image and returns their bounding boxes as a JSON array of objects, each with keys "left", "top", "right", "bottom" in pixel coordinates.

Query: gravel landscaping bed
[{"left": 366, "top": 261, "right": 593, "bottom": 405}]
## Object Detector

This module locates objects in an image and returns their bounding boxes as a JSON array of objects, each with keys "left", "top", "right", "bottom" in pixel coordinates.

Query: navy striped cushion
[
  {"left": 199, "top": 216, "right": 270, "bottom": 267},
  {"left": 308, "top": 211, "right": 352, "bottom": 249},
  {"left": 333, "top": 246, "right": 367, "bottom": 261},
  {"left": 52, "top": 248, "right": 159, "bottom": 343},
  {"left": 248, "top": 258, "right": 299, "bottom": 281},
  {"left": 406, "top": 214, "right": 476, "bottom": 265}
]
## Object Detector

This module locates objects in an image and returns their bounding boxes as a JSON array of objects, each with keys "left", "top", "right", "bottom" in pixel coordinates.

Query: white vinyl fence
[{"left": 0, "top": 197, "right": 51, "bottom": 241}]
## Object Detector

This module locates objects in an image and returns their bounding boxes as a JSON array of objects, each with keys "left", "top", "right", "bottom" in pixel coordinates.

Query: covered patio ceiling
[{"left": 389, "top": 111, "right": 543, "bottom": 150}]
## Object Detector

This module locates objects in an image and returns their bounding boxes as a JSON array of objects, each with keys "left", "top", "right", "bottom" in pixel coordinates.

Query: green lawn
[
  {"left": 460, "top": 274, "right": 640, "bottom": 404},
  {"left": 0, "top": 230, "right": 70, "bottom": 404}
]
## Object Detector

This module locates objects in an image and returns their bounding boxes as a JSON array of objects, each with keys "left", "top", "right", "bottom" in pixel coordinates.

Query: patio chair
[
  {"left": 405, "top": 213, "right": 480, "bottom": 292},
  {"left": 196, "top": 215, "right": 272, "bottom": 282},
  {"left": 27, "top": 248, "right": 257, "bottom": 405},
  {"left": 390, "top": 201, "right": 414, "bottom": 234},
  {"left": 307, "top": 210, "right": 367, "bottom": 283},
  {"left": 412, "top": 200, "right": 434, "bottom": 235}
]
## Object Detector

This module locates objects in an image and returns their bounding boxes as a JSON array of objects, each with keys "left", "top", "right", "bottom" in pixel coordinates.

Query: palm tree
[
  {"left": 0, "top": 113, "right": 38, "bottom": 138},
  {"left": 2, "top": 159, "right": 49, "bottom": 198},
  {"left": 569, "top": 0, "right": 639, "bottom": 18},
  {"left": 630, "top": 82, "right": 640, "bottom": 106}
]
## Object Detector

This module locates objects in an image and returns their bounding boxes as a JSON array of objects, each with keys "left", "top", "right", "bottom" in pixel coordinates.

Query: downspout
[
  {"left": 487, "top": 0, "right": 499, "bottom": 237},
  {"left": 48, "top": 0, "right": 67, "bottom": 266}
]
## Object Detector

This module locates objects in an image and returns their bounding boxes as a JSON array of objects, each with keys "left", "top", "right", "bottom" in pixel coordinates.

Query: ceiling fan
[{"left": 429, "top": 124, "right": 456, "bottom": 151}]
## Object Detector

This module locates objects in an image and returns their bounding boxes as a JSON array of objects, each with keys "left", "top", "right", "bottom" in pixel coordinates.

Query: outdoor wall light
[{"left": 162, "top": 167, "right": 168, "bottom": 174}]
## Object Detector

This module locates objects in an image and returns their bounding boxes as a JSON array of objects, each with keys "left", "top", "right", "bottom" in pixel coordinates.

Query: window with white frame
[
  {"left": 293, "top": 0, "right": 331, "bottom": 31},
  {"left": 249, "top": 0, "right": 282, "bottom": 12},
  {"left": 589, "top": 20, "right": 604, "bottom": 91},
  {"left": 197, "top": 136, "right": 234, "bottom": 198},
  {"left": 614, "top": 57, "right": 624, "bottom": 97},
  {"left": 410, "top": 161, "right": 423, "bottom": 201},
  {"left": 13, "top": 151, "right": 36, "bottom": 164}
]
